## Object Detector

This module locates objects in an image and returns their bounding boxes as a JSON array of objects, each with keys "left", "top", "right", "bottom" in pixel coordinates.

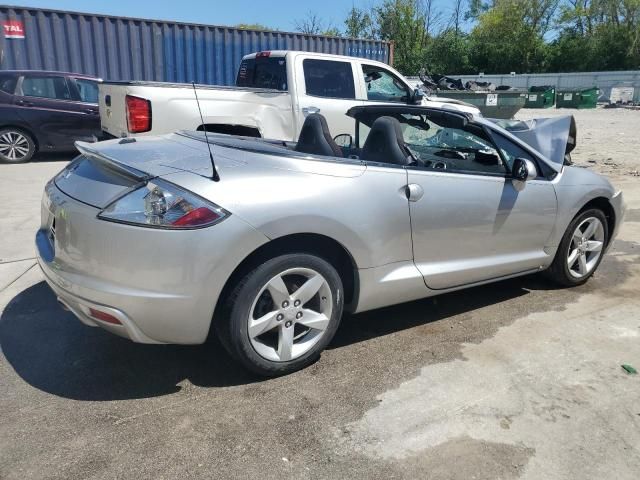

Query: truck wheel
[
  {"left": 547, "top": 209, "right": 608, "bottom": 287},
  {"left": 0, "top": 128, "right": 36, "bottom": 163},
  {"left": 217, "top": 253, "right": 343, "bottom": 376}
]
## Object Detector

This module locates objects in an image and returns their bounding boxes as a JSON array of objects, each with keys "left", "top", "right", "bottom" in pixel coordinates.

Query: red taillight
[
  {"left": 126, "top": 95, "right": 151, "bottom": 133},
  {"left": 89, "top": 308, "right": 122, "bottom": 325},
  {"left": 256, "top": 51, "right": 271, "bottom": 58},
  {"left": 172, "top": 207, "right": 221, "bottom": 227}
]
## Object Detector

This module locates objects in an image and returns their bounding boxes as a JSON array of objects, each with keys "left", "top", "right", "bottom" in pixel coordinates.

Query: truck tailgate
[{"left": 99, "top": 83, "right": 129, "bottom": 138}]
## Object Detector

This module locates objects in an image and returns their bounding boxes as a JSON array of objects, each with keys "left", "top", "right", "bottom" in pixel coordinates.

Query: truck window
[
  {"left": 362, "top": 65, "right": 410, "bottom": 103},
  {"left": 303, "top": 59, "right": 355, "bottom": 100},
  {"left": 236, "top": 57, "right": 288, "bottom": 91}
]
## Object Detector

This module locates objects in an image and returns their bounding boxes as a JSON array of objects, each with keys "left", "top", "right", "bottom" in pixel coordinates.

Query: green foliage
[
  {"left": 344, "top": 7, "right": 375, "bottom": 38},
  {"left": 292, "top": 0, "right": 640, "bottom": 74},
  {"left": 374, "top": 0, "right": 431, "bottom": 74},
  {"left": 235, "top": 23, "right": 274, "bottom": 31}
]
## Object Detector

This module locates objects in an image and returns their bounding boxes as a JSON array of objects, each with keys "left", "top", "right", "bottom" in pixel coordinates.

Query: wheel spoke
[
  {"left": 267, "top": 275, "right": 290, "bottom": 306},
  {"left": 291, "top": 274, "right": 324, "bottom": 305},
  {"left": 277, "top": 325, "right": 294, "bottom": 361},
  {"left": 578, "top": 253, "right": 588, "bottom": 275},
  {"left": 248, "top": 310, "right": 280, "bottom": 338},
  {"left": 297, "top": 309, "right": 330, "bottom": 331},
  {"left": 13, "top": 145, "right": 28, "bottom": 155},
  {"left": 1, "top": 133, "right": 12, "bottom": 143},
  {"left": 0, "top": 144, "right": 11, "bottom": 152},
  {"left": 585, "top": 240, "right": 603, "bottom": 252},
  {"left": 567, "top": 248, "right": 579, "bottom": 267},
  {"left": 582, "top": 219, "right": 597, "bottom": 239}
]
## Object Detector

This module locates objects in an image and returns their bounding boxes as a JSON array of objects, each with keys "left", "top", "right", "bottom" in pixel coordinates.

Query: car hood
[{"left": 489, "top": 115, "right": 576, "bottom": 168}]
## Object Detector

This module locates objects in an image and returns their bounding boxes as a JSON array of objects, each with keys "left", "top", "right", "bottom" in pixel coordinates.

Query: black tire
[
  {"left": 216, "top": 253, "right": 344, "bottom": 377},
  {"left": 0, "top": 128, "right": 36, "bottom": 163},
  {"left": 547, "top": 208, "right": 608, "bottom": 287}
]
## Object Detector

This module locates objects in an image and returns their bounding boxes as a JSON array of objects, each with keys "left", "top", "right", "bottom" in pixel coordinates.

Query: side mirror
[
  {"left": 512, "top": 158, "right": 537, "bottom": 181},
  {"left": 410, "top": 88, "right": 425, "bottom": 105},
  {"left": 333, "top": 134, "right": 353, "bottom": 148}
]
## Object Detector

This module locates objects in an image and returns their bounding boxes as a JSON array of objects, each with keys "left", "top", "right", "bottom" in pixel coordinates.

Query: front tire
[
  {"left": 0, "top": 128, "right": 36, "bottom": 163},
  {"left": 547, "top": 208, "right": 608, "bottom": 287},
  {"left": 217, "top": 253, "right": 344, "bottom": 376}
]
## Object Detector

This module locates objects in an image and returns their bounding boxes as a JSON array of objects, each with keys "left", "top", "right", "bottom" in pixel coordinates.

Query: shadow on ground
[
  {"left": 1, "top": 237, "right": 635, "bottom": 403},
  {"left": 0, "top": 273, "right": 559, "bottom": 402}
]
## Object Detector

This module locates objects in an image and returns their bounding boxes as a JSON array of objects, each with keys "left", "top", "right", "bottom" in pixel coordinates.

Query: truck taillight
[
  {"left": 256, "top": 51, "right": 271, "bottom": 58},
  {"left": 126, "top": 95, "right": 151, "bottom": 133}
]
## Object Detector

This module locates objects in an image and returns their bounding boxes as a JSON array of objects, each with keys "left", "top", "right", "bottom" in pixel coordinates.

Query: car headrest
[
  {"left": 361, "top": 116, "right": 412, "bottom": 166},
  {"left": 294, "top": 113, "right": 343, "bottom": 158}
]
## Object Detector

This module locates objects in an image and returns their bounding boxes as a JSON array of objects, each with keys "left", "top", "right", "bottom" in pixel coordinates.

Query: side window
[
  {"left": 0, "top": 74, "right": 17, "bottom": 94},
  {"left": 397, "top": 114, "right": 506, "bottom": 175},
  {"left": 74, "top": 79, "right": 99, "bottom": 103},
  {"left": 22, "top": 76, "right": 72, "bottom": 101},
  {"left": 362, "top": 65, "right": 410, "bottom": 103},
  {"left": 302, "top": 59, "right": 355, "bottom": 99},
  {"left": 490, "top": 132, "right": 537, "bottom": 172}
]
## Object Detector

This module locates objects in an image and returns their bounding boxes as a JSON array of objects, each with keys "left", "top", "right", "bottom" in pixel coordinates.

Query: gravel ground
[{"left": 1, "top": 108, "right": 639, "bottom": 479}]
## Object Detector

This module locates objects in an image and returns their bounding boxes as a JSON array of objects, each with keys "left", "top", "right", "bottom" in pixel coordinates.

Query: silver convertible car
[{"left": 36, "top": 105, "right": 625, "bottom": 375}]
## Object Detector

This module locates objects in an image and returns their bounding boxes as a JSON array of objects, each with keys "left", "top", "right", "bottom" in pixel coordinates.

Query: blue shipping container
[{"left": 0, "top": 6, "right": 392, "bottom": 85}]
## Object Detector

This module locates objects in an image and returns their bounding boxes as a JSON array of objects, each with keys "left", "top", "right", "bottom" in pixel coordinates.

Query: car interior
[{"left": 291, "top": 111, "right": 508, "bottom": 175}]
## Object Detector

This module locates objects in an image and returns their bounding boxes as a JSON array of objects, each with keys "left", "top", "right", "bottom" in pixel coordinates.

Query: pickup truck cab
[{"left": 99, "top": 50, "right": 479, "bottom": 142}]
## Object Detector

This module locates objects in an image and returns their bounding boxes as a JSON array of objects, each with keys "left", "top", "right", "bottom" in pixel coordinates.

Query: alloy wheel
[
  {"left": 0, "top": 131, "right": 30, "bottom": 161},
  {"left": 567, "top": 216, "right": 605, "bottom": 279},
  {"left": 248, "top": 267, "right": 333, "bottom": 362}
]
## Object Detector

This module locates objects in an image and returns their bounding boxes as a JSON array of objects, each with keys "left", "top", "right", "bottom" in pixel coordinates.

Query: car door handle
[
  {"left": 302, "top": 106, "right": 320, "bottom": 116},
  {"left": 83, "top": 108, "right": 98, "bottom": 114},
  {"left": 405, "top": 184, "right": 424, "bottom": 202},
  {"left": 15, "top": 100, "right": 33, "bottom": 107}
]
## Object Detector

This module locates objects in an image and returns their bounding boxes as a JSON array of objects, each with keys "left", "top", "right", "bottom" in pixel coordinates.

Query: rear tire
[
  {"left": 547, "top": 208, "right": 608, "bottom": 287},
  {"left": 216, "top": 253, "right": 344, "bottom": 376},
  {"left": 0, "top": 128, "right": 36, "bottom": 163}
]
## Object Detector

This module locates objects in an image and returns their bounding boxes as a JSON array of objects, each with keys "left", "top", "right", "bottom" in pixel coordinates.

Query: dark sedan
[{"left": 0, "top": 70, "right": 101, "bottom": 163}]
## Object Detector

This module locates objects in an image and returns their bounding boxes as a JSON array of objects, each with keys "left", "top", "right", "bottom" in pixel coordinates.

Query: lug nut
[
  {"left": 285, "top": 320, "right": 293, "bottom": 328},
  {"left": 277, "top": 314, "right": 284, "bottom": 321},
  {"left": 296, "top": 312, "right": 303, "bottom": 319},
  {"left": 282, "top": 301, "right": 289, "bottom": 308},
  {"left": 294, "top": 300, "right": 301, "bottom": 307}
]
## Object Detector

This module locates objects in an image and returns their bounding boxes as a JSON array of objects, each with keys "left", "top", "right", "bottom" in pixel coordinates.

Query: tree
[
  {"left": 235, "top": 23, "right": 274, "bottom": 31},
  {"left": 468, "top": 0, "right": 559, "bottom": 73},
  {"left": 375, "top": 0, "right": 436, "bottom": 74},
  {"left": 294, "top": 11, "right": 324, "bottom": 35},
  {"left": 344, "top": 6, "right": 375, "bottom": 38}
]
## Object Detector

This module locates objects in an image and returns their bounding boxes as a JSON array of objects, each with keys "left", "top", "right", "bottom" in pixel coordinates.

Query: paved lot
[{"left": 1, "top": 117, "right": 640, "bottom": 479}]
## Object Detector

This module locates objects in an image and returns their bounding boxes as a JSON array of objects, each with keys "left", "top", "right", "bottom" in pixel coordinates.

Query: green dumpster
[
  {"left": 556, "top": 87, "right": 599, "bottom": 109},
  {"left": 432, "top": 90, "right": 527, "bottom": 118},
  {"left": 524, "top": 85, "right": 555, "bottom": 108}
]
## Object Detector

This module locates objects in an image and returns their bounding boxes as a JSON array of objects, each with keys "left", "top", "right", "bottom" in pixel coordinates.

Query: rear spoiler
[
  {"left": 489, "top": 116, "right": 577, "bottom": 167},
  {"left": 75, "top": 141, "right": 152, "bottom": 181}
]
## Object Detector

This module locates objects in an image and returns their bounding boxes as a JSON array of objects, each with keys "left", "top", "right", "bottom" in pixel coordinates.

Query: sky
[{"left": 6, "top": 0, "right": 459, "bottom": 34}]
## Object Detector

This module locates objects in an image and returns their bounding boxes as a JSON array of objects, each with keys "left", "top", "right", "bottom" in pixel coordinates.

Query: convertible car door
[{"left": 407, "top": 129, "right": 557, "bottom": 290}]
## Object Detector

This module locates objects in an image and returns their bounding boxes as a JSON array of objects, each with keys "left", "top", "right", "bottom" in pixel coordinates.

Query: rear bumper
[
  {"left": 37, "top": 246, "right": 164, "bottom": 343},
  {"left": 36, "top": 181, "right": 268, "bottom": 344}
]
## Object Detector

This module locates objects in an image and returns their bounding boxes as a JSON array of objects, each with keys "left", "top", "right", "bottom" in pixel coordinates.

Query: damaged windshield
[{"left": 392, "top": 113, "right": 506, "bottom": 174}]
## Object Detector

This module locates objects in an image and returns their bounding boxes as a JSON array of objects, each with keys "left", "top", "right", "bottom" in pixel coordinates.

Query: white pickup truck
[{"left": 99, "top": 50, "right": 479, "bottom": 141}]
